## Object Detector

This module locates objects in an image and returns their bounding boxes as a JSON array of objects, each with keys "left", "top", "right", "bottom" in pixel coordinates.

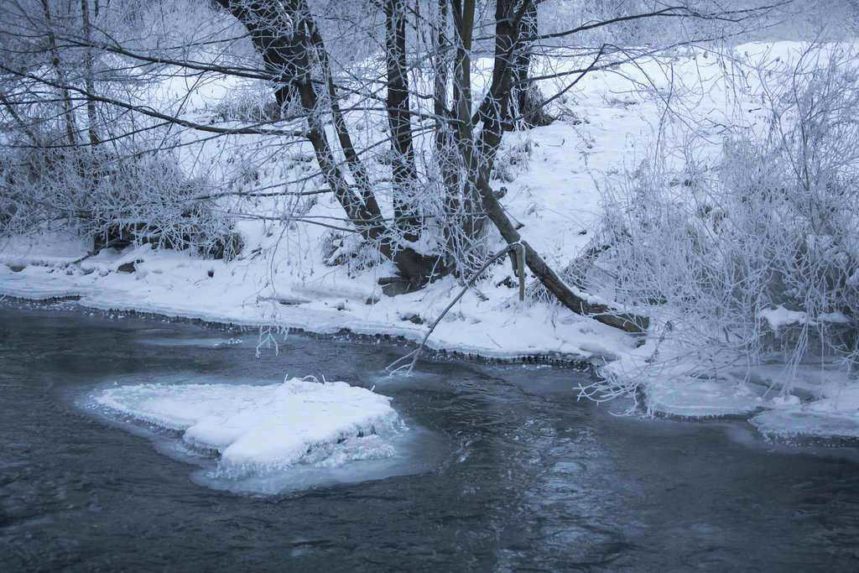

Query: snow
[
  {"left": 91, "top": 377, "right": 402, "bottom": 473},
  {"left": 0, "top": 256, "right": 634, "bottom": 363},
  {"left": 760, "top": 306, "right": 852, "bottom": 333},
  {"left": 760, "top": 306, "right": 808, "bottom": 333},
  {"left": 0, "top": 232, "right": 89, "bottom": 268}
]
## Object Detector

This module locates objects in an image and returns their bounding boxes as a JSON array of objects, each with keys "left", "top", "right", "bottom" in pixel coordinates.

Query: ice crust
[
  {"left": 92, "top": 378, "right": 401, "bottom": 471},
  {"left": 751, "top": 410, "right": 859, "bottom": 440},
  {"left": 750, "top": 385, "right": 859, "bottom": 440},
  {"left": 645, "top": 377, "right": 763, "bottom": 418}
]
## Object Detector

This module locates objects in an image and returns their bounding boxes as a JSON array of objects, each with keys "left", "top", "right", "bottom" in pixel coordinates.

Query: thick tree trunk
[
  {"left": 474, "top": 0, "right": 550, "bottom": 131},
  {"left": 214, "top": 0, "right": 303, "bottom": 108},
  {"left": 384, "top": 0, "right": 421, "bottom": 242},
  {"left": 40, "top": 0, "right": 77, "bottom": 146},
  {"left": 463, "top": 0, "right": 647, "bottom": 332},
  {"left": 81, "top": 0, "right": 99, "bottom": 145},
  {"left": 506, "top": 0, "right": 551, "bottom": 129}
]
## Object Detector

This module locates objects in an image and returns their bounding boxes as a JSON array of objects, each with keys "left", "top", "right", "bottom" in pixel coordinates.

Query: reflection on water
[{"left": 1, "top": 303, "right": 858, "bottom": 571}]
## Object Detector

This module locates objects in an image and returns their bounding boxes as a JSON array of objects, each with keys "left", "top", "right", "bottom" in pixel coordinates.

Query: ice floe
[
  {"left": 89, "top": 377, "right": 408, "bottom": 488},
  {"left": 750, "top": 410, "right": 859, "bottom": 441},
  {"left": 645, "top": 377, "right": 764, "bottom": 418},
  {"left": 750, "top": 383, "right": 859, "bottom": 441}
]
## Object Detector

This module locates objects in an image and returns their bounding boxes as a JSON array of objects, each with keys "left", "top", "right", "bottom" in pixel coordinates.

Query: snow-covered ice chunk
[
  {"left": 751, "top": 410, "right": 859, "bottom": 441},
  {"left": 92, "top": 377, "right": 401, "bottom": 472},
  {"left": 645, "top": 377, "right": 762, "bottom": 418}
]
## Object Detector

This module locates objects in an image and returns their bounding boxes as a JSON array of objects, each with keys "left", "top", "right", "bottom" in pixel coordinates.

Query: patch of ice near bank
[
  {"left": 751, "top": 410, "right": 859, "bottom": 441},
  {"left": 751, "top": 384, "right": 859, "bottom": 441},
  {"left": 135, "top": 336, "right": 244, "bottom": 348},
  {"left": 92, "top": 378, "right": 401, "bottom": 472},
  {"left": 645, "top": 377, "right": 764, "bottom": 418}
]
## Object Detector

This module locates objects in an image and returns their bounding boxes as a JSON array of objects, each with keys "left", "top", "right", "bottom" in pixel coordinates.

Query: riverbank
[
  {"left": 0, "top": 247, "right": 631, "bottom": 366},
  {"left": 2, "top": 40, "right": 857, "bottom": 440},
  {"left": 3, "top": 266, "right": 859, "bottom": 447}
]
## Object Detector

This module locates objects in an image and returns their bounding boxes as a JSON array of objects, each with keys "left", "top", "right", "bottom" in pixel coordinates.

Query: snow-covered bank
[
  {"left": 3, "top": 41, "right": 857, "bottom": 445},
  {"left": 0, "top": 242, "right": 634, "bottom": 364}
]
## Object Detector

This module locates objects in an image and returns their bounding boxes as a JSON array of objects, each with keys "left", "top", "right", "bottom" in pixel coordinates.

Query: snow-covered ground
[{"left": 4, "top": 41, "right": 858, "bottom": 443}]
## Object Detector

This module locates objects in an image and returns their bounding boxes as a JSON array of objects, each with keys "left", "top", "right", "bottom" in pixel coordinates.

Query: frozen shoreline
[
  {"left": 0, "top": 251, "right": 628, "bottom": 366},
  {"left": 4, "top": 259, "right": 859, "bottom": 444}
]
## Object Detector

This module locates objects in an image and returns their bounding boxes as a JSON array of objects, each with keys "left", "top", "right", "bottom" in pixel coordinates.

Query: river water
[{"left": 1, "top": 303, "right": 858, "bottom": 571}]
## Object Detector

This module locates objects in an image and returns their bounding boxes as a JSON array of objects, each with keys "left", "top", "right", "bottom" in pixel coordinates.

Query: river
[{"left": 1, "top": 303, "right": 858, "bottom": 571}]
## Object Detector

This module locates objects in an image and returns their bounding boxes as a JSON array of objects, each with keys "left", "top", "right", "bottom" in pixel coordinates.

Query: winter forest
[{"left": 2, "top": 0, "right": 859, "bottom": 570}]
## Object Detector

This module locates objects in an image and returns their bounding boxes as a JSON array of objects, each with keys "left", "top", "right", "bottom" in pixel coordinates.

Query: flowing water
[{"left": 1, "top": 303, "right": 858, "bottom": 571}]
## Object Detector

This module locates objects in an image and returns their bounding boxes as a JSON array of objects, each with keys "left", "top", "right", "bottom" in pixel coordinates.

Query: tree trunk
[
  {"left": 507, "top": 0, "right": 552, "bottom": 129},
  {"left": 303, "top": 3, "right": 379, "bottom": 216},
  {"left": 214, "top": 0, "right": 303, "bottom": 108},
  {"left": 384, "top": 0, "right": 421, "bottom": 242},
  {"left": 432, "top": 0, "right": 464, "bottom": 257},
  {"left": 40, "top": 0, "right": 77, "bottom": 146},
  {"left": 450, "top": 0, "right": 484, "bottom": 243},
  {"left": 81, "top": 0, "right": 100, "bottom": 145},
  {"left": 475, "top": 0, "right": 550, "bottom": 131}
]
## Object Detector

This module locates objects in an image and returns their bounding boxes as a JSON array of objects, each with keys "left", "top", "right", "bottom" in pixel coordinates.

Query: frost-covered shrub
[
  {"left": 596, "top": 47, "right": 859, "bottom": 390},
  {"left": 492, "top": 138, "right": 533, "bottom": 183},
  {"left": 0, "top": 142, "right": 241, "bottom": 259},
  {"left": 321, "top": 230, "right": 382, "bottom": 276},
  {"left": 212, "top": 85, "right": 282, "bottom": 123}
]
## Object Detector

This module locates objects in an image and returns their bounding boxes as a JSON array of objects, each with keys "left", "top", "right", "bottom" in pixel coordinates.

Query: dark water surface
[{"left": 1, "top": 303, "right": 858, "bottom": 572}]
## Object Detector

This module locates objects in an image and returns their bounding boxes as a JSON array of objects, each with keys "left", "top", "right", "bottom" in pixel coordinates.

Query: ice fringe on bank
[
  {"left": 92, "top": 377, "right": 402, "bottom": 472},
  {"left": 750, "top": 383, "right": 859, "bottom": 441}
]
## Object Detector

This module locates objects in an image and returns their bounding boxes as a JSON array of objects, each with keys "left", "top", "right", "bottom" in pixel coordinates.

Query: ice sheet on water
[
  {"left": 91, "top": 377, "right": 402, "bottom": 474},
  {"left": 751, "top": 409, "right": 859, "bottom": 441},
  {"left": 645, "top": 377, "right": 763, "bottom": 418},
  {"left": 136, "top": 336, "right": 245, "bottom": 348}
]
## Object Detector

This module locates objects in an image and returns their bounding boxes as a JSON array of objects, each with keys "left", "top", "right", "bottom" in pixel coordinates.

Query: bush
[
  {"left": 0, "top": 142, "right": 242, "bottom": 260},
  {"left": 595, "top": 46, "right": 859, "bottom": 392}
]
